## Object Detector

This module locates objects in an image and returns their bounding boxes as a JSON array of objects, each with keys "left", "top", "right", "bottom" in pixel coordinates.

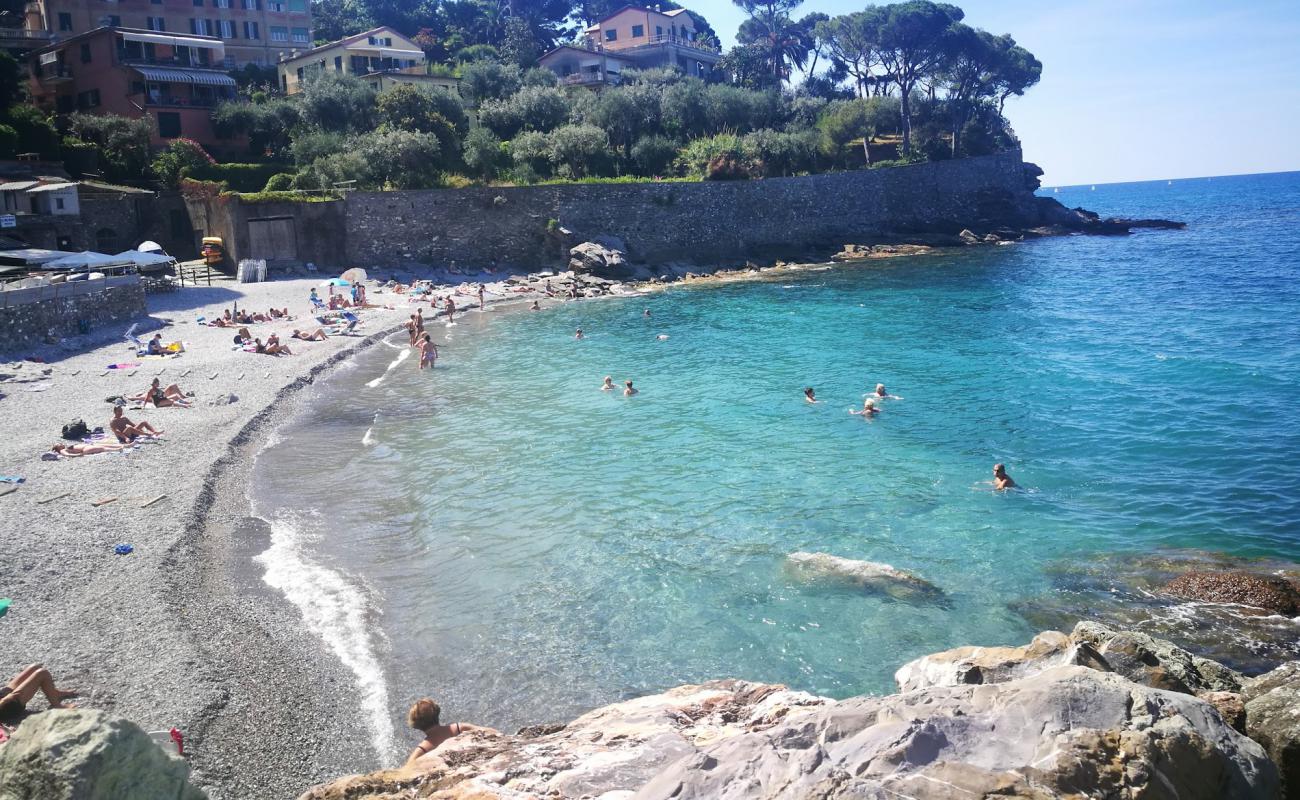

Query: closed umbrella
[{"left": 339, "top": 267, "right": 367, "bottom": 283}]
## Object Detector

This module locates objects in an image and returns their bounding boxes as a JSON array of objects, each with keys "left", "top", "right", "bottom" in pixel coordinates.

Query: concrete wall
[
  {"left": 9, "top": 191, "right": 195, "bottom": 258},
  {"left": 0, "top": 276, "right": 145, "bottom": 351},
  {"left": 186, "top": 150, "right": 1035, "bottom": 272}
]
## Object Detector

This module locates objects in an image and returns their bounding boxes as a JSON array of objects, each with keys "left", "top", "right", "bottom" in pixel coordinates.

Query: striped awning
[{"left": 132, "top": 65, "right": 236, "bottom": 86}]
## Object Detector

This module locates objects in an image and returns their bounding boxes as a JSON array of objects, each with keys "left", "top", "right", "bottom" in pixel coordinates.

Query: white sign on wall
[{"left": 0, "top": 215, "right": 16, "bottom": 228}]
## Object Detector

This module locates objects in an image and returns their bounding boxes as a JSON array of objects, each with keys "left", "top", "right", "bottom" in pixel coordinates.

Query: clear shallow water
[{"left": 252, "top": 171, "right": 1300, "bottom": 760}]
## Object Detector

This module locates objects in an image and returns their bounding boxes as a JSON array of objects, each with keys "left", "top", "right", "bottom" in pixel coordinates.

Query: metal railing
[
  {"left": 0, "top": 274, "right": 140, "bottom": 309},
  {"left": 119, "top": 54, "right": 218, "bottom": 69},
  {"left": 589, "top": 34, "right": 720, "bottom": 55},
  {"left": 0, "top": 27, "right": 52, "bottom": 40}
]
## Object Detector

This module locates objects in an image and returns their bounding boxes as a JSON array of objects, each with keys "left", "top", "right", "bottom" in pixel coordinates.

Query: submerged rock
[
  {"left": 637, "top": 666, "right": 1278, "bottom": 800},
  {"left": 784, "top": 551, "right": 945, "bottom": 603},
  {"left": 1164, "top": 571, "right": 1300, "bottom": 616},
  {"left": 0, "top": 710, "right": 205, "bottom": 800}
]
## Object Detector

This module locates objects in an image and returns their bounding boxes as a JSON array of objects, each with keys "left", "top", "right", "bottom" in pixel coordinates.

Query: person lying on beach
[
  {"left": 602, "top": 376, "right": 614, "bottom": 391},
  {"left": 235, "top": 310, "right": 255, "bottom": 325},
  {"left": 110, "top": 406, "right": 163, "bottom": 442},
  {"left": 0, "top": 664, "right": 77, "bottom": 717},
  {"left": 804, "top": 387, "right": 818, "bottom": 403},
  {"left": 873, "top": 383, "right": 902, "bottom": 400},
  {"left": 993, "top": 463, "right": 1017, "bottom": 491},
  {"left": 212, "top": 309, "right": 234, "bottom": 327},
  {"left": 130, "top": 378, "right": 192, "bottom": 408},
  {"left": 624, "top": 380, "right": 638, "bottom": 397},
  {"left": 292, "top": 328, "right": 328, "bottom": 341},
  {"left": 850, "top": 399, "right": 879, "bottom": 416},
  {"left": 50, "top": 441, "right": 129, "bottom": 457},
  {"left": 405, "top": 698, "right": 496, "bottom": 764}
]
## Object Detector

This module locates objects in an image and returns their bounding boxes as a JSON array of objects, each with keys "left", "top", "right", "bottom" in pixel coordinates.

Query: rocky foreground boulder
[
  {"left": 0, "top": 709, "right": 205, "bottom": 800},
  {"left": 299, "top": 623, "right": 1298, "bottom": 800},
  {"left": 569, "top": 236, "right": 636, "bottom": 280}
]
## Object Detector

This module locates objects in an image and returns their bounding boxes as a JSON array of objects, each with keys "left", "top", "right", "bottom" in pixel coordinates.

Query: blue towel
[
  {"left": 0, "top": 476, "right": 23, "bottom": 484},
  {"left": 114, "top": 544, "right": 134, "bottom": 555}
]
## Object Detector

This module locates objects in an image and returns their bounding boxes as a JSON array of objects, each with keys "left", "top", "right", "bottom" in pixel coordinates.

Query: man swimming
[
  {"left": 874, "top": 383, "right": 902, "bottom": 400},
  {"left": 601, "top": 376, "right": 614, "bottom": 391},
  {"left": 575, "top": 328, "right": 584, "bottom": 340},
  {"left": 804, "top": 387, "right": 818, "bottom": 403},
  {"left": 850, "top": 399, "right": 879, "bottom": 416},
  {"left": 993, "top": 463, "right": 1017, "bottom": 491},
  {"left": 624, "top": 380, "right": 638, "bottom": 396}
]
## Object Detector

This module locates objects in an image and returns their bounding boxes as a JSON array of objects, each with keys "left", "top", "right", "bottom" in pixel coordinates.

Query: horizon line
[{"left": 1043, "top": 167, "right": 1300, "bottom": 190}]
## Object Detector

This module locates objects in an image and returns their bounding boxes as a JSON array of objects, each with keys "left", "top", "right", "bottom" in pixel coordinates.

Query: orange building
[
  {"left": 22, "top": 0, "right": 311, "bottom": 67},
  {"left": 539, "top": 5, "right": 719, "bottom": 88},
  {"left": 29, "top": 27, "right": 237, "bottom": 149}
]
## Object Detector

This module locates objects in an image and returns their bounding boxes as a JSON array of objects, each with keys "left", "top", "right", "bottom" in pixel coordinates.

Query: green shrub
[
  {"left": 187, "top": 162, "right": 291, "bottom": 192},
  {"left": 152, "top": 138, "right": 215, "bottom": 187},
  {"left": 263, "top": 172, "right": 295, "bottom": 191},
  {"left": 676, "top": 132, "right": 744, "bottom": 179},
  {"left": 0, "top": 124, "right": 17, "bottom": 159}
]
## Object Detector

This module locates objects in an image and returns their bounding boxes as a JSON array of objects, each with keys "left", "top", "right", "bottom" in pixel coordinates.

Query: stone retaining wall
[
  {"left": 187, "top": 150, "right": 1036, "bottom": 272},
  {"left": 0, "top": 278, "right": 146, "bottom": 353}
]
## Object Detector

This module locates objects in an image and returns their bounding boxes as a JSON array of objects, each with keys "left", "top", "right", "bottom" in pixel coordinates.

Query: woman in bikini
[
  {"left": 0, "top": 665, "right": 77, "bottom": 718},
  {"left": 132, "top": 378, "right": 192, "bottom": 408},
  {"left": 417, "top": 332, "right": 438, "bottom": 370},
  {"left": 405, "top": 698, "right": 495, "bottom": 765},
  {"left": 50, "top": 442, "right": 129, "bottom": 457}
]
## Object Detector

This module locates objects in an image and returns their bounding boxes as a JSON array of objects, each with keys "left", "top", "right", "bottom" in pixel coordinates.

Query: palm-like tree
[{"left": 737, "top": 10, "right": 814, "bottom": 85}]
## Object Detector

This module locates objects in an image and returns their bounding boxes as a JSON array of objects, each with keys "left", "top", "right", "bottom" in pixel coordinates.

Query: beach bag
[{"left": 62, "top": 419, "right": 89, "bottom": 440}]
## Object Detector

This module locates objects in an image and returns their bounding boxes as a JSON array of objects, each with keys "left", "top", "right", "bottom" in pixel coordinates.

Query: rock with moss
[{"left": 1244, "top": 662, "right": 1300, "bottom": 798}]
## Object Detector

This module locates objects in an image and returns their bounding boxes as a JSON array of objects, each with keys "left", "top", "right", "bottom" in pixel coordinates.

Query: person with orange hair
[{"left": 405, "top": 698, "right": 496, "bottom": 765}]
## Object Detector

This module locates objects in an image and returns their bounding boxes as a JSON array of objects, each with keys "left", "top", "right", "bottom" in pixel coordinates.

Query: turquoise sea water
[{"left": 252, "top": 171, "right": 1300, "bottom": 758}]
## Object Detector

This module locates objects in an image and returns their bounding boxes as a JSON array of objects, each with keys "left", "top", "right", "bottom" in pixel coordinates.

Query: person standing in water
[
  {"left": 601, "top": 376, "right": 614, "bottom": 391},
  {"left": 417, "top": 333, "right": 438, "bottom": 370},
  {"left": 444, "top": 296, "right": 456, "bottom": 324},
  {"left": 624, "top": 380, "right": 638, "bottom": 396},
  {"left": 804, "top": 387, "right": 818, "bottom": 403},
  {"left": 478, "top": 283, "right": 486, "bottom": 310},
  {"left": 993, "top": 463, "right": 1017, "bottom": 491}
]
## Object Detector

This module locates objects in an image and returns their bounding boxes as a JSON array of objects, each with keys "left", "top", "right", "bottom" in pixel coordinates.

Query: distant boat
[
  {"left": 1167, "top": 180, "right": 1172, "bottom": 185},
  {"left": 1091, "top": 185, "right": 1096, "bottom": 190},
  {"left": 1053, "top": 187, "right": 1059, "bottom": 193}
]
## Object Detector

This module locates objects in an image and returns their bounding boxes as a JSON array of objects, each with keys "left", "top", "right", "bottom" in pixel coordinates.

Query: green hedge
[{"left": 185, "top": 162, "right": 291, "bottom": 192}]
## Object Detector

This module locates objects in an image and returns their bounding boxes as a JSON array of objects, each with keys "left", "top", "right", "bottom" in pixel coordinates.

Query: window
[
  {"left": 157, "top": 112, "right": 181, "bottom": 138},
  {"left": 631, "top": 24, "right": 643, "bottom": 37},
  {"left": 147, "top": 16, "right": 165, "bottom": 31},
  {"left": 242, "top": 0, "right": 259, "bottom": 9},
  {"left": 55, "top": 198, "right": 65, "bottom": 210},
  {"left": 79, "top": 43, "right": 91, "bottom": 62},
  {"left": 215, "top": 0, "right": 230, "bottom": 7},
  {"left": 291, "top": 27, "right": 308, "bottom": 43},
  {"left": 266, "top": 0, "right": 285, "bottom": 11},
  {"left": 218, "top": 20, "right": 235, "bottom": 38},
  {"left": 295, "top": 67, "right": 302, "bottom": 82},
  {"left": 656, "top": 25, "right": 662, "bottom": 37},
  {"left": 243, "top": 20, "right": 259, "bottom": 39},
  {"left": 334, "top": 55, "right": 341, "bottom": 71},
  {"left": 193, "top": 0, "right": 202, "bottom": 6},
  {"left": 151, "top": 0, "right": 161, "bottom": 4},
  {"left": 76, "top": 88, "right": 100, "bottom": 109},
  {"left": 190, "top": 18, "right": 212, "bottom": 35},
  {"left": 57, "top": 12, "right": 72, "bottom": 31},
  {"left": 604, "top": 29, "right": 617, "bottom": 41},
  {"left": 269, "top": 25, "right": 287, "bottom": 42},
  {"left": 288, "top": 0, "right": 306, "bottom": 11}
]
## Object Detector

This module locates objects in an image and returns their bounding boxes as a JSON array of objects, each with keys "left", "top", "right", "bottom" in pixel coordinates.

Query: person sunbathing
[
  {"left": 0, "top": 664, "right": 77, "bottom": 717},
  {"left": 110, "top": 406, "right": 163, "bottom": 442},
  {"left": 292, "top": 328, "right": 328, "bottom": 341},
  {"left": 405, "top": 698, "right": 495, "bottom": 765},
  {"left": 235, "top": 311, "right": 255, "bottom": 325},
  {"left": 263, "top": 334, "right": 294, "bottom": 355},
  {"left": 131, "top": 378, "right": 191, "bottom": 408},
  {"left": 211, "top": 309, "right": 235, "bottom": 327},
  {"left": 50, "top": 441, "right": 129, "bottom": 457}
]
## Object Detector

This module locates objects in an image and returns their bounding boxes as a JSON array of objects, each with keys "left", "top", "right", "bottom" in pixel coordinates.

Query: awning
[
  {"left": 119, "top": 30, "right": 226, "bottom": 54},
  {"left": 0, "top": 181, "right": 40, "bottom": 192},
  {"left": 379, "top": 47, "right": 424, "bottom": 58},
  {"left": 132, "top": 65, "right": 236, "bottom": 86}
]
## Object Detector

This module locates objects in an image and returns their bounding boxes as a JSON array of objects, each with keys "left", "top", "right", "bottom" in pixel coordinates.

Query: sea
[{"left": 249, "top": 170, "right": 1300, "bottom": 762}]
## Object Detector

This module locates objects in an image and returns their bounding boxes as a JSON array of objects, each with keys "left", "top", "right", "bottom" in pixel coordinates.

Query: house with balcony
[
  {"left": 28, "top": 27, "right": 236, "bottom": 149},
  {"left": 538, "top": 4, "right": 719, "bottom": 88},
  {"left": 277, "top": 27, "right": 452, "bottom": 96},
  {"left": 20, "top": 0, "right": 311, "bottom": 67}
]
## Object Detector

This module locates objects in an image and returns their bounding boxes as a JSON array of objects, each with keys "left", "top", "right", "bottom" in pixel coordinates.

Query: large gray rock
[
  {"left": 1073, "top": 621, "right": 1245, "bottom": 694},
  {"left": 569, "top": 236, "right": 635, "bottom": 279},
  {"left": 0, "top": 710, "right": 205, "bottom": 800},
  {"left": 1244, "top": 662, "right": 1300, "bottom": 798},
  {"left": 635, "top": 666, "right": 1279, "bottom": 800},
  {"left": 894, "top": 629, "right": 1107, "bottom": 692}
]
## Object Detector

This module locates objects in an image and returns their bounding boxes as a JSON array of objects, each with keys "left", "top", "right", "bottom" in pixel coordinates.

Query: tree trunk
[
  {"left": 862, "top": 134, "right": 871, "bottom": 166},
  {"left": 900, "top": 85, "right": 911, "bottom": 154}
]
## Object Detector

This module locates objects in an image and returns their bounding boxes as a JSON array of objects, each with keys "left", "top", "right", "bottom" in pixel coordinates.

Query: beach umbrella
[
  {"left": 320, "top": 278, "right": 351, "bottom": 287},
  {"left": 116, "top": 250, "right": 175, "bottom": 268},
  {"left": 339, "top": 267, "right": 368, "bottom": 283},
  {"left": 137, "top": 240, "right": 165, "bottom": 253}
]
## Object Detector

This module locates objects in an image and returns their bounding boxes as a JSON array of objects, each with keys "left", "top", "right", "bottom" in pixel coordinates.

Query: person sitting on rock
[
  {"left": 0, "top": 664, "right": 77, "bottom": 718},
  {"left": 405, "top": 698, "right": 496, "bottom": 765}
]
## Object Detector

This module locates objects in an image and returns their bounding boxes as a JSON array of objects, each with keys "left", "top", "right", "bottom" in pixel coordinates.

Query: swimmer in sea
[
  {"left": 575, "top": 328, "right": 584, "bottom": 340},
  {"left": 644, "top": 309, "right": 651, "bottom": 318},
  {"left": 531, "top": 300, "right": 541, "bottom": 311},
  {"left": 874, "top": 383, "right": 902, "bottom": 400},
  {"left": 601, "top": 376, "right": 614, "bottom": 391},
  {"left": 804, "top": 387, "right": 818, "bottom": 403},
  {"left": 849, "top": 399, "right": 879, "bottom": 416},
  {"left": 993, "top": 463, "right": 1016, "bottom": 491},
  {"left": 624, "top": 380, "right": 638, "bottom": 397}
]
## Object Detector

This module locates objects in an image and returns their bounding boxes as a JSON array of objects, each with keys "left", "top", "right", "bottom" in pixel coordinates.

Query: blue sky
[{"left": 690, "top": 0, "right": 1300, "bottom": 185}]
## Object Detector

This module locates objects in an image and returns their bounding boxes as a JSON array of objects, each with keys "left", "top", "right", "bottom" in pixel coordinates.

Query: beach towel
[
  {"left": 0, "top": 476, "right": 23, "bottom": 484},
  {"left": 108, "top": 363, "right": 141, "bottom": 370},
  {"left": 0, "top": 598, "right": 10, "bottom": 618}
]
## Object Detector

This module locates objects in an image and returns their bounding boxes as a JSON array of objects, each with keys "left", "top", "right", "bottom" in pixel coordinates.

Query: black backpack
[{"left": 62, "top": 419, "right": 89, "bottom": 440}]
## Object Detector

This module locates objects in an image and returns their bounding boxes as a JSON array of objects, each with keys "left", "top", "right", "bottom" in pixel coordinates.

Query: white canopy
[
  {"left": 116, "top": 249, "right": 176, "bottom": 267},
  {"left": 137, "top": 240, "right": 164, "bottom": 253},
  {"left": 42, "top": 251, "right": 132, "bottom": 270},
  {"left": 119, "top": 30, "right": 226, "bottom": 56}
]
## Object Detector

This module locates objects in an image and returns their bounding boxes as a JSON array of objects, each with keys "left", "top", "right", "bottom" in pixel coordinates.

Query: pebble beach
[{"left": 0, "top": 270, "right": 623, "bottom": 798}]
